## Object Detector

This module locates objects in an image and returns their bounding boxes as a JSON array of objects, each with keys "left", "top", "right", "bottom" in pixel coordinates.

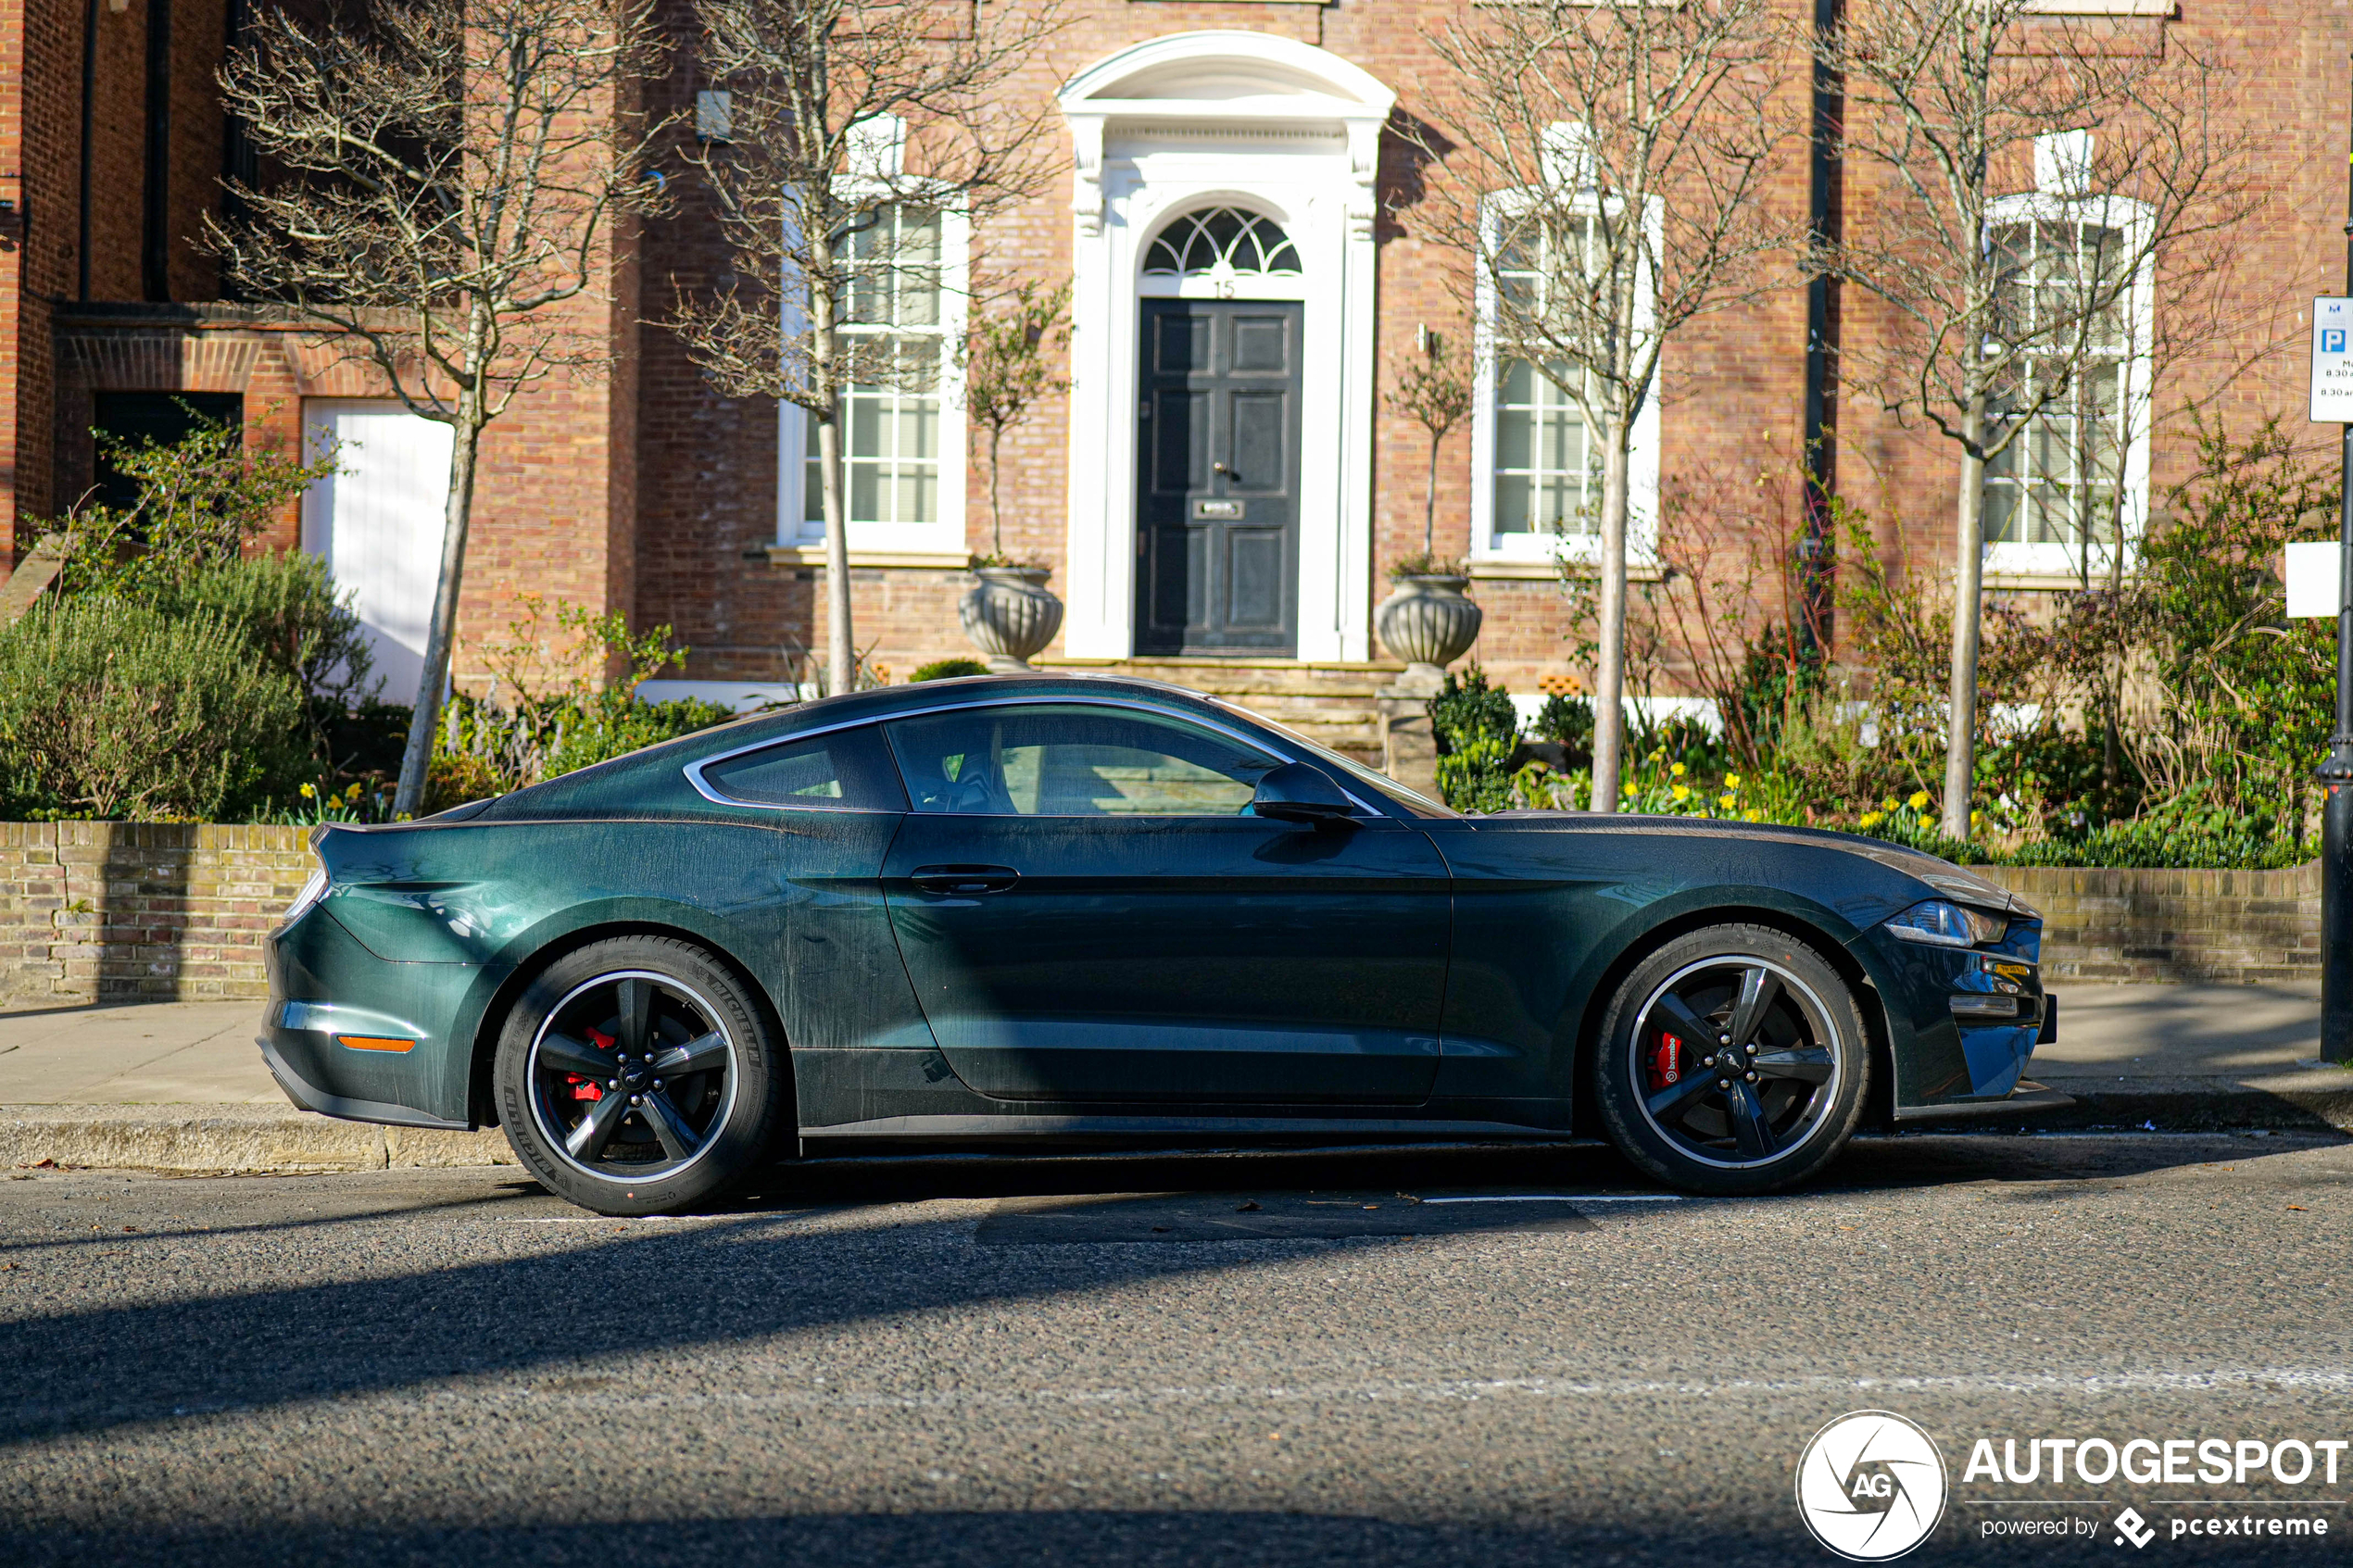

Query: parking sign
[{"left": 2314, "top": 298, "right": 2353, "bottom": 421}]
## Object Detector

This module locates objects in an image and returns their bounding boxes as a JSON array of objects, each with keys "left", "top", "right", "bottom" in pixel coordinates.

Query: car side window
[
  {"left": 884, "top": 704, "right": 1283, "bottom": 817},
  {"left": 698, "top": 726, "right": 908, "bottom": 811}
]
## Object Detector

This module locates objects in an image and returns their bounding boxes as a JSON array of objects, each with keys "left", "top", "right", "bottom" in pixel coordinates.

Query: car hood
[{"left": 1472, "top": 811, "right": 2034, "bottom": 918}]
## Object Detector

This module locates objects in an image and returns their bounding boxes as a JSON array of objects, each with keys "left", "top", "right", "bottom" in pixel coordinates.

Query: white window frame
[
  {"left": 1469, "top": 184, "right": 1661, "bottom": 569},
  {"left": 1979, "top": 187, "right": 2154, "bottom": 583},
  {"left": 774, "top": 169, "right": 970, "bottom": 558}
]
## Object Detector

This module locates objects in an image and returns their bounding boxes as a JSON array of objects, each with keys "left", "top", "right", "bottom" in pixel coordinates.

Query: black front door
[{"left": 1135, "top": 299, "right": 1302, "bottom": 655}]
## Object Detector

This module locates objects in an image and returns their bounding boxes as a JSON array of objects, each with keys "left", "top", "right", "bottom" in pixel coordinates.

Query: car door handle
[{"left": 911, "top": 865, "right": 1021, "bottom": 896}]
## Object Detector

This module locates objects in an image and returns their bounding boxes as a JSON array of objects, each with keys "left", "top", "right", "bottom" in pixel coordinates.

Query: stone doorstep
[{"left": 0, "top": 1106, "right": 513, "bottom": 1174}]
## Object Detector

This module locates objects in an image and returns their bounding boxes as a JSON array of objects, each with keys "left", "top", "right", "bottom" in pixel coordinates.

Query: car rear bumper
[{"left": 256, "top": 1032, "right": 473, "bottom": 1131}]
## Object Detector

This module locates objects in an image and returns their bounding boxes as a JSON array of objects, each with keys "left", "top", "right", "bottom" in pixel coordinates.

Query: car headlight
[
  {"left": 1882, "top": 898, "right": 2007, "bottom": 948},
  {"left": 283, "top": 867, "right": 328, "bottom": 925}
]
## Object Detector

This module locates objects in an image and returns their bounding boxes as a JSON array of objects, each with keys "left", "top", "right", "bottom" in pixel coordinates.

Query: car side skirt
[{"left": 800, "top": 1113, "right": 1582, "bottom": 1142}]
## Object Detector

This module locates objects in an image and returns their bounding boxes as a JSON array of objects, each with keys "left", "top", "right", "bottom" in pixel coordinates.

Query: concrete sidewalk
[
  {"left": 0, "top": 998, "right": 511, "bottom": 1172},
  {"left": 0, "top": 984, "right": 2343, "bottom": 1173}
]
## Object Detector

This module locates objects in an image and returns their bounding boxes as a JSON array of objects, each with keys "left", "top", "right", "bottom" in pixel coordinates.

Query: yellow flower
[
  {"left": 1882, "top": 797, "right": 1899, "bottom": 811},
  {"left": 299, "top": 784, "right": 316, "bottom": 799},
  {"left": 1860, "top": 810, "right": 1885, "bottom": 828},
  {"left": 1650, "top": 749, "right": 1667, "bottom": 764},
  {"left": 346, "top": 784, "right": 363, "bottom": 801},
  {"left": 1744, "top": 809, "right": 1764, "bottom": 822},
  {"left": 1670, "top": 762, "right": 1686, "bottom": 777},
  {"left": 1726, "top": 773, "right": 1743, "bottom": 789},
  {"left": 1718, "top": 794, "right": 1736, "bottom": 809},
  {"left": 1907, "top": 790, "right": 1931, "bottom": 810},
  {"left": 1671, "top": 784, "right": 1691, "bottom": 802},
  {"left": 1971, "top": 809, "right": 1984, "bottom": 826}
]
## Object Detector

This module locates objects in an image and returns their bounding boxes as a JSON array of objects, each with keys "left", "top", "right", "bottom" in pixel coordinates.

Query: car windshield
[{"left": 1202, "top": 696, "right": 1457, "bottom": 818}]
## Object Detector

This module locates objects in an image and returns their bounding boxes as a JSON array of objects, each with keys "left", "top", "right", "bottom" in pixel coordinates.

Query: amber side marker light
[{"left": 336, "top": 1035, "right": 417, "bottom": 1053}]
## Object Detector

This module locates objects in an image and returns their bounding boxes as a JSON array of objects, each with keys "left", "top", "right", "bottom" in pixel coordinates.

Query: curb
[
  {"left": 0, "top": 1105, "right": 514, "bottom": 1174},
  {"left": 7, "top": 1078, "right": 2352, "bottom": 1177}
]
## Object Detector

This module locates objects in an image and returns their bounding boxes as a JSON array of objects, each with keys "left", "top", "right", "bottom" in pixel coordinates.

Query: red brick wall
[{"left": 5, "top": 0, "right": 2347, "bottom": 710}]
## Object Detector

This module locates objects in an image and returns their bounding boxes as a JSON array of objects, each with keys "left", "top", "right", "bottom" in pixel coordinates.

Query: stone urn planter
[
  {"left": 959, "top": 565, "right": 1064, "bottom": 671},
  {"left": 1374, "top": 573, "right": 1482, "bottom": 688}
]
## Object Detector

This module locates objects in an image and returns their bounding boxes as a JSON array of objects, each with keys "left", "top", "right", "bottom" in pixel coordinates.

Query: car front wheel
[
  {"left": 1592, "top": 923, "right": 1869, "bottom": 1196},
  {"left": 494, "top": 936, "right": 790, "bottom": 1216}
]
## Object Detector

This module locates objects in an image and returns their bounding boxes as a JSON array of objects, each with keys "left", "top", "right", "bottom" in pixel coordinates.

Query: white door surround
[{"left": 1056, "top": 31, "right": 1395, "bottom": 661}]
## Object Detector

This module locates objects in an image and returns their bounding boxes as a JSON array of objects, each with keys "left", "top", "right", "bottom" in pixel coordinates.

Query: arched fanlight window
[{"left": 1142, "top": 207, "right": 1302, "bottom": 280}]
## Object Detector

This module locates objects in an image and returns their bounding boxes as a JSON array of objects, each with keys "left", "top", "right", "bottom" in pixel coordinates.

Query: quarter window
[
  {"left": 884, "top": 705, "right": 1283, "bottom": 818},
  {"left": 698, "top": 728, "right": 907, "bottom": 811}
]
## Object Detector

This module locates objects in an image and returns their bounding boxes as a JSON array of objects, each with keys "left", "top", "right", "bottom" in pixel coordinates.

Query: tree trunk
[
  {"left": 1943, "top": 395, "right": 1988, "bottom": 841},
  {"left": 810, "top": 272, "right": 854, "bottom": 697},
  {"left": 988, "top": 423, "right": 1005, "bottom": 559},
  {"left": 1591, "top": 419, "right": 1632, "bottom": 814},
  {"left": 392, "top": 396, "right": 484, "bottom": 819},
  {"left": 1423, "top": 431, "right": 1440, "bottom": 558}
]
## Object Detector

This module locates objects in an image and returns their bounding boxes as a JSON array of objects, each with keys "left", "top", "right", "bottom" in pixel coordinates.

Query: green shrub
[
  {"left": 1531, "top": 692, "right": 1592, "bottom": 754},
  {"left": 912, "top": 658, "right": 989, "bottom": 682},
  {"left": 1428, "top": 665, "right": 1517, "bottom": 812},
  {"left": 146, "top": 551, "right": 377, "bottom": 706},
  {"left": 0, "top": 596, "right": 307, "bottom": 820}
]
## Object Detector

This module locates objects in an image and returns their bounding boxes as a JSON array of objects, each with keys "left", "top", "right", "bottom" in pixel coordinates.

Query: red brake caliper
[
  {"left": 566, "top": 1026, "right": 619, "bottom": 1101},
  {"left": 1646, "top": 1032, "right": 1683, "bottom": 1092}
]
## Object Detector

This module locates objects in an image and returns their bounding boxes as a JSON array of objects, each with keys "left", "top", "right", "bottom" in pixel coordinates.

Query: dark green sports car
[{"left": 260, "top": 674, "right": 2064, "bottom": 1215}]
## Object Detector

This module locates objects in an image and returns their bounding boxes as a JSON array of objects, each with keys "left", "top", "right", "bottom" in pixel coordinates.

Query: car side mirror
[{"left": 1252, "top": 762, "right": 1357, "bottom": 825}]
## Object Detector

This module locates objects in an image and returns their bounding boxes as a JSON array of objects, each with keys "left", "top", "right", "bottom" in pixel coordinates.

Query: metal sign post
[{"left": 2320, "top": 292, "right": 2353, "bottom": 1064}]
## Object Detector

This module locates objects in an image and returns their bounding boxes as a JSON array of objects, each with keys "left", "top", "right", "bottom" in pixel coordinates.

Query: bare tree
[
  {"left": 673, "top": 0, "right": 1060, "bottom": 697},
  {"left": 1409, "top": 0, "right": 1801, "bottom": 813},
  {"left": 1819, "top": 0, "right": 2254, "bottom": 839},
  {"left": 210, "top": 0, "right": 669, "bottom": 819}
]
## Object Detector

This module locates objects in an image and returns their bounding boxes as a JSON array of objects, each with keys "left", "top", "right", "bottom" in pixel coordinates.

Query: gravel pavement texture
[{"left": 3, "top": 1133, "right": 2350, "bottom": 1566}]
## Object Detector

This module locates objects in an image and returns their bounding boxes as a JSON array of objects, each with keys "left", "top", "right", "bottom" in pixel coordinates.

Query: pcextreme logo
[{"left": 1795, "top": 1411, "right": 1951, "bottom": 1562}]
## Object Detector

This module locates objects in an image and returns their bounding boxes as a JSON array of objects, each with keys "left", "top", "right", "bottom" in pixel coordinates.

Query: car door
[{"left": 876, "top": 699, "right": 1452, "bottom": 1106}]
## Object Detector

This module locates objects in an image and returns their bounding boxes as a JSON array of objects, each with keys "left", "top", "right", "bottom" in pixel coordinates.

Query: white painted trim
[
  {"left": 1467, "top": 187, "right": 1661, "bottom": 571},
  {"left": 1056, "top": 31, "right": 1394, "bottom": 661},
  {"left": 1978, "top": 189, "right": 2154, "bottom": 583}
]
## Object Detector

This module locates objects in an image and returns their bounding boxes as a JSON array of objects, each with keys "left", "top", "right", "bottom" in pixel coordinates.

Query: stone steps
[{"left": 1039, "top": 657, "right": 1403, "bottom": 765}]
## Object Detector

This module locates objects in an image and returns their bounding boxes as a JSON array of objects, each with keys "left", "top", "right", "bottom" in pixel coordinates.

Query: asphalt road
[{"left": 4, "top": 1132, "right": 2351, "bottom": 1567}]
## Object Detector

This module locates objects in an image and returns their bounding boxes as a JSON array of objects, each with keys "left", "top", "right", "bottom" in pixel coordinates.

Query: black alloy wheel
[
  {"left": 494, "top": 936, "right": 789, "bottom": 1215},
  {"left": 1594, "top": 923, "right": 1869, "bottom": 1195}
]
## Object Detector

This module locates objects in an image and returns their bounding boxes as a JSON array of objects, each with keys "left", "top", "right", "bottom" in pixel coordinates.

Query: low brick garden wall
[
  {"left": 0, "top": 823, "right": 314, "bottom": 1007},
  {"left": 1982, "top": 861, "right": 2321, "bottom": 985},
  {"left": 0, "top": 822, "right": 2320, "bottom": 1004}
]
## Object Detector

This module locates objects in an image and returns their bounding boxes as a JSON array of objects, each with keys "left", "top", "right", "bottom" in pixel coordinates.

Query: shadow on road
[{"left": 0, "top": 1131, "right": 2323, "bottom": 1452}]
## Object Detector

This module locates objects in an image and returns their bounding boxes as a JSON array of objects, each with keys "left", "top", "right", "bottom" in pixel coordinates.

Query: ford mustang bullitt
[{"left": 260, "top": 675, "right": 2063, "bottom": 1215}]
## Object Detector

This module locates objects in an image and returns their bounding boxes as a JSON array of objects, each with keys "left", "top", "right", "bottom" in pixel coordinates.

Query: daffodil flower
[
  {"left": 1670, "top": 762, "right": 1686, "bottom": 777},
  {"left": 1718, "top": 794, "right": 1736, "bottom": 809},
  {"left": 1725, "top": 773, "right": 1743, "bottom": 789},
  {"left": 1859, "top": 810, "right": 1884, "bottom": 828},
  {"left": 1671, "top": 784, "right": 1691, "bottom": 802},
  {"left": 1907, "top": 790, "right": 1931, "bottom": 810},
  {"left": 299, "top": 784, "right": 316, "bottom": 799}
]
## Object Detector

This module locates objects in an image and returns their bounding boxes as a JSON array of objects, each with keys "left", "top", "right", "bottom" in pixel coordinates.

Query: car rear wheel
[
  {"left": 494, "top": 936, "right": 789, "bottom": 1216},
  {"left": 1592, "top": 923, "right": 1869, "bottom": 1196}
]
